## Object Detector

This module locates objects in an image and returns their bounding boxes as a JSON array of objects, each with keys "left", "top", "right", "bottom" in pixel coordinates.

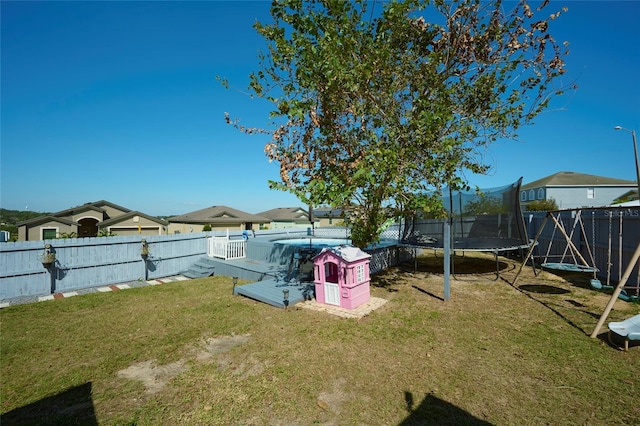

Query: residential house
[
  {"left": 17, "top": 200, "right": 167, "bottom": 241},
  {"left": 611, "top": 190, "right": 640, "bottom": 206},
  {"left": 98, "top": 211, "right": 169, "bottom": 236},
  {"left": 167, "top": 205, "right": 269, "bottom": 234},
  {"left": 313, "top": 208, "right": 349, "bottom": 227},
  {"left": 257, "top": 207, "right": 316, "bottom": 229},
  {"left": 520, "top": 171, "right": 637, "bottom": 210}
]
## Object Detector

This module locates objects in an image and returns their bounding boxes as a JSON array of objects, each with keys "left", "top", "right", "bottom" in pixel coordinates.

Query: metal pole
[
  {"left": 444, "top": 221, "right": 451, "bottom": 301},
  {"left": 631, "top": 130, "right": 640, "bottom": 199},
  {"left": 632, "top": 130, "right": 640, "bottom": 199},
  {"left": 614, "top": 126, "right": 640, "bottom": 200}
]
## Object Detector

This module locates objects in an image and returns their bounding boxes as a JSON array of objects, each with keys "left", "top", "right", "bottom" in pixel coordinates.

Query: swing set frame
[
  {"left": 513, "top": 209, "right": 599, "bottom": 284},
  {"left": 511, "top": 207, "right": 640, "bottom": 342}
]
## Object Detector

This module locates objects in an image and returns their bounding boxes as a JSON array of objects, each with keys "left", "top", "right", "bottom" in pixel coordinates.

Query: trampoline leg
[{"left": 444, "top": 222, "right": 451, "bottom": 301}]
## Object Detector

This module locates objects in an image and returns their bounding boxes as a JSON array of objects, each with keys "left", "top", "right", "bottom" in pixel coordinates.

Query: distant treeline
[
  {"left": 1, "top": 208, "right": 50, "bottom": 241},
  {"left": 1, "top": 208, "right": 50, "bottom": 225}
]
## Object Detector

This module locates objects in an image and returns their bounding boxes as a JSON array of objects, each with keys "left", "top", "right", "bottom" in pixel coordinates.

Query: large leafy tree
[{"left": 225, "top": 0, "right": 571, "bottom": 247}]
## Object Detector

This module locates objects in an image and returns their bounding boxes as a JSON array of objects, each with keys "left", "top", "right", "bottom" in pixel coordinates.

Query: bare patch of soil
[
  {"left": 194, "top": 334, "right": 251, "bottom": 362},
  {"left": 317, "top": 378, "right": 354, "bottom": 425},
  {"left": 116, "top": 334, "right": 251, "bottom": 394},
  {"left": 117, "top": 359, "right": 187, "bottom": 395}
]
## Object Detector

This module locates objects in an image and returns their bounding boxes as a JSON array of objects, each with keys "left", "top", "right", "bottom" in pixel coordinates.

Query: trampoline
[
  {"left": 400, "top": 178, "right": 532, "bottom": 278},
  {"left": 445, "top": 237, "right": 529, "bottom": 252}
]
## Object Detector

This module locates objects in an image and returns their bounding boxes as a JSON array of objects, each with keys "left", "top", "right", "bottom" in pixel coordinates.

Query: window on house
[
  {"left": 42, "top": 228, "right": 57, "bottom": 239},
  {"left": 587, "top": 188, "right": 595, "bottom": 199},
  {"left": 356, "top": 264, "right": 365, "bottom": 283},
  {"left": 529, "top": 189, "right": 535, "bottom": 200},
  {"left": 537, "top": 188, "right": 544, "bottom": 200},
  {"left": 520, "top": 191, "right": 527, "bottom": 202}
]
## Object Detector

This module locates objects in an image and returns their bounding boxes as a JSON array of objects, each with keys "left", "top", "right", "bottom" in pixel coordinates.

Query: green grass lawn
[{"left": 2, "top": 253, "right": 639, "bottom": 425}]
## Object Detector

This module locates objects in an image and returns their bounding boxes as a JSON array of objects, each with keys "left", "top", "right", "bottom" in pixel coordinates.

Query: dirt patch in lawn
[{"left": 116, "top": 334, "right": 250, "bottom": 395}]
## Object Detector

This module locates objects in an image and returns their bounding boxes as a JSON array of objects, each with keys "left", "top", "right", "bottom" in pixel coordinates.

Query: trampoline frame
[
  {"left": 402, "top": 240, "right": 532, "bottom": 280},
  {"left": 399, "top": 178, "right": 532, "bottom": 282}
]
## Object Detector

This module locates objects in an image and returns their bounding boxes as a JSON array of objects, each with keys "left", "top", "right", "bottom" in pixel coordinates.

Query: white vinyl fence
[{"left": 207, "top": 231, "right": 246, "bottom": 260}]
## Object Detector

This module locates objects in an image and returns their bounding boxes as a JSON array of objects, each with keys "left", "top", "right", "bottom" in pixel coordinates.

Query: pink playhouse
[{"left": 313, "top": 245, "right": 371, "bottom": 309}]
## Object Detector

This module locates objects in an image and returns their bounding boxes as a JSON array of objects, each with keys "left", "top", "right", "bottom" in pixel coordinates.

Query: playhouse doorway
[{"left": 324, "top": 261, "right": 340, "bottom": 305}]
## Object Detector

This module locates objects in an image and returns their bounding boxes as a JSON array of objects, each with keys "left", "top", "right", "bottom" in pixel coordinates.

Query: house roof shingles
[
  {"left": 168, "top": 205, "right": 270, "bottom": 224},
  {"left": 99, "top": 211, "right": 168, "bottom": 227},
  {"left": 258, "top": 207, "right": 310, "bottom": 222},
  {"left": 522, "top": 171, "right": 636, "bottom": 189},
  {"left": 17, "top": 215, "right": 78, "bottom": 227}
]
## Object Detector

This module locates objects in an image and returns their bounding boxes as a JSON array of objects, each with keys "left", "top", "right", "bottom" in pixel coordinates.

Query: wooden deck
[
  {"left": 234, "top": 279, "right": 315, "bottom": 309},
  {"left": 220, "top": 251, "right": 315, "bottom": 308}
]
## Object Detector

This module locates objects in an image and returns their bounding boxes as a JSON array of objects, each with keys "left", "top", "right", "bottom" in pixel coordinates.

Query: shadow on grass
[
  {"left": 373, "top": 254, "right": 515, "bottom": 291},
  {"left": 513, "top": 282, "right": 599, "bottom": 335},
  {"left": 399, "top": 391, "right": 493, "bottom": 425},
  {"left": 372, "top": 274, "right": 401, "bottom": 291},
  {"left": 1, "top": 382, "right": 97, "bottom": 426},
  {"left": 398, "top": 255, "right": 509, "bottom": 276},
  {"left": 412, "top": 285, "right": 445, "bottom": 302},
  {"left": 592, "top": 331, "right": 640, "bottom": 352},
  {"left": 537, "top": 268, "right": 603, "bottom": 291},
  {"left": 518, "top": 284, "right": 570, "bottom": 295}
]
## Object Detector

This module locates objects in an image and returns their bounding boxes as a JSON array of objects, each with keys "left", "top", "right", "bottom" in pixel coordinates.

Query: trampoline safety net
[{"left": 400, "top": 177, "right": 529, "bottom": 251}]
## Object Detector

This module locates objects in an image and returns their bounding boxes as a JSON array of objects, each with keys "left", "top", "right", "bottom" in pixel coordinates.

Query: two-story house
[{"left": 520, "top": 171, "right": 637, "bottom": 210}]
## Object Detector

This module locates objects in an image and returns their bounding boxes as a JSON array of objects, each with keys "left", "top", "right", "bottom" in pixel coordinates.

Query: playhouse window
[{"left": 356, "top": 264, "right": 365, "bottom": 283}]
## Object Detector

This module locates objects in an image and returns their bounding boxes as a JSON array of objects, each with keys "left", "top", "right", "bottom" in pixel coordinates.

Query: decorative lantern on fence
[
  {"left": 141, "top": 239, "right": 150, "bottom": 259},
  {"left": 41, "top": 244, "right": 56, "bottom": 268}
]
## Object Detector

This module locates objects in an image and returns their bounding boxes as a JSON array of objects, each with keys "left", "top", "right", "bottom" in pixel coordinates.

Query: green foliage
[
  {"left": 0, "top": 208, "right": 50, "bottom": 241},
  {"left": 97, "top": 229, "right": 117, "bottom": 237},
  {"left": 612, "top": 191, "right": 639, "bottom": 204},
  {"left": 0, "top": 224, "right": 18, "bottom": 241},
  {"left": 202, "top": 224, "right": 212, "bottom": 232},
  {"left": 525, "top": 198, "right": 559, "bottom": 212},
  {"left": 57, "top": 232, "right": 78, "bottom": 239},
  {"left": 0, "top": 208, "right": 49, "bottom": 224},
  {"left": 225, "top": 0, "right": 572, "bottom": 247},
  {"left": 463, "top": 193, "right": 508, "bottom": 215}
]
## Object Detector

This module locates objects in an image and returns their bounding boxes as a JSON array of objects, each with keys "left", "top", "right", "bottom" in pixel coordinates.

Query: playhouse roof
[{"left": 318, "top": 245, "right": 371, "bottom": 262}]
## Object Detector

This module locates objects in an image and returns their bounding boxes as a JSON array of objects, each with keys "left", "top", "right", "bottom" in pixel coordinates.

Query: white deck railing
[{"left": 207, "top": 232, "right": 246, "bottom": 260}]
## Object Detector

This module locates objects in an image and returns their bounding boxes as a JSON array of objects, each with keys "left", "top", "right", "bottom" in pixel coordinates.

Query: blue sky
[{"left": 1, "top": 1, "right": 639, "bottom": 216}]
